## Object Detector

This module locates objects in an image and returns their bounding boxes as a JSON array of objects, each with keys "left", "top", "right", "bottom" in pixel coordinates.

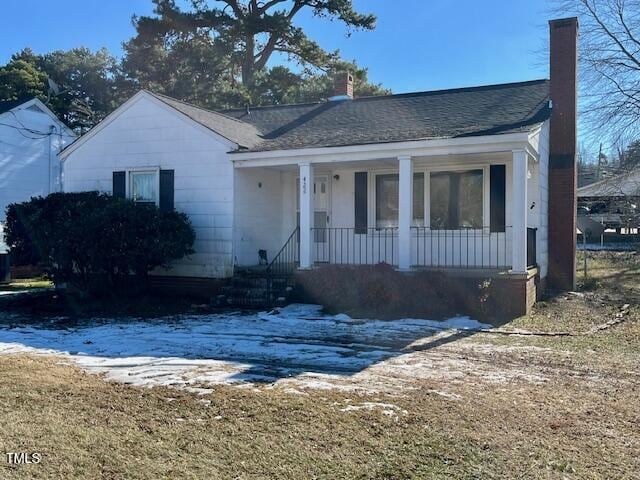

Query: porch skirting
[{"left": 292, "top": 264, "right": 541, "bottom": 322}]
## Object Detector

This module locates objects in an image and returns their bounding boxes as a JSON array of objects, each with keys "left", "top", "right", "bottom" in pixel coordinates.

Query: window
[
  {"left": 430, "top": 169, "right": 483, "bottom": 229},
  {"left": 130, "top": 171, "right": 158, "bottom": 205},
  {"left": 375, "top": 173, "right": 424, "bottom": 228}
]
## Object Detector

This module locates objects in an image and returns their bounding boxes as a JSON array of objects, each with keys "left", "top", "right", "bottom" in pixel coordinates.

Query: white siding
[
  {"left": 63, "top": 95, "right": 235, "bottom": 278},
  {"left": 0, "top": 106, "right": 74, "bottom": 222},
  {"left": 233, "top": 168, "right": 286, "bottom": 266},
  {"left": 536, "top": 121, "right": 550, "bottom": 279}
]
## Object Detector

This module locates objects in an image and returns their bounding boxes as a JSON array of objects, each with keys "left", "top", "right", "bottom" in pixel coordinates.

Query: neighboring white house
[
  {"left": 0, "top": 98, "right": 76, "bottom": 254},
  {"left": 60, "top": 18, "right": 578, "bottom": 316}
]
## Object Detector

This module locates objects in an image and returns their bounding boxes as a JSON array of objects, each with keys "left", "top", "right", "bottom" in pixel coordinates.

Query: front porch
[{"left": 232, "top": 134, "right": 545, "bottom": 279}]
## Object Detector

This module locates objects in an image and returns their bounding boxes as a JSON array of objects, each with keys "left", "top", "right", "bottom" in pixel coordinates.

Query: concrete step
[{"left": 217, "top": 269, "right": 296, "bottom": 309}]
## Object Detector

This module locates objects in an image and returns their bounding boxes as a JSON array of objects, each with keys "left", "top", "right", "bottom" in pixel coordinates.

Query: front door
[{"left": 297, "top": 175, "right": 330, "bottom": 262}]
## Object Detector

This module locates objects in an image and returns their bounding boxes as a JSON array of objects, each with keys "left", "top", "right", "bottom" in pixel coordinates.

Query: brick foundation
[
  {"left": 293, "top": 264, "right": 540, "bottom": 323},
  {"left": 148, "top": 275, "right": 228, "bottom": 299},
  {"left": 10, "top": 264, "right": 43, "bottom": 279}
]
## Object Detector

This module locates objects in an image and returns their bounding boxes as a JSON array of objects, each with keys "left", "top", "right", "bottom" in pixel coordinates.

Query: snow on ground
[
  {"left": 577, "top": 243, "right": 638, "bottom": 251},
  {"left": 0, "top": 304, "right": 546, "bottom": 394},
  {"left": 0, "top": 288, "right": 49, "bottom": 296}
]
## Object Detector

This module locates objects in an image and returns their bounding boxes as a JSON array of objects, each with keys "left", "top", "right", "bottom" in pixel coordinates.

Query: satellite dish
[{"left": 47, "top": 78, "right": 61, "bottom": 96}]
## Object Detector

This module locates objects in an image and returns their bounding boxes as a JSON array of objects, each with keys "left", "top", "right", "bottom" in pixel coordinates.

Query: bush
[{"left": 4, "top": 192, "right": 195, "bottom": 295}]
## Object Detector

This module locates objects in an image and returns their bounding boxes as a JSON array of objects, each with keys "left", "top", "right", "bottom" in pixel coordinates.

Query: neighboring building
[
  {"left": 60, "top": 18, "right": 578, "bottom": 317},
  {"left": 578, "top": 169, "right": 640, "bottom": 233},
  {"left": 0, "top": 98, "right": 76, "bottom": 280}
]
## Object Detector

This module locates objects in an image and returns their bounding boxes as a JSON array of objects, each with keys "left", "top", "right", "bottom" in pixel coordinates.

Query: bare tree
[{"left": 554, "top": 0, "right": 640, "bottom": 142}]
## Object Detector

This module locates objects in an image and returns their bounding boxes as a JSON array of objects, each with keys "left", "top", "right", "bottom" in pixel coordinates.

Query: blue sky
[{"left": 1, "top": 0, "right": 555, "bottom": 93}]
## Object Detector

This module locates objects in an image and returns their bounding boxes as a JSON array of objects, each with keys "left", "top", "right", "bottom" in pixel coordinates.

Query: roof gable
[
  {"left": 0, "top": 99, "right": 31, "bottom": 115},
  {"left": 146, "top": 92, "right": 262, "bottom": 149},
  {"left": 0, "top": 98, "right": 73, "bottom": 134},
  {"left": 60, "top": 91, "right": 249, "bottom": 159}
]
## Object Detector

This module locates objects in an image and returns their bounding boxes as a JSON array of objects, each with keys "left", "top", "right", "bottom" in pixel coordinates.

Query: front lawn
[
  {"left": 1, "top": 353, "right": 637, "bottom": 480},
  {"left": 0, "top": 251, "right": 638, "bottom": 479}
]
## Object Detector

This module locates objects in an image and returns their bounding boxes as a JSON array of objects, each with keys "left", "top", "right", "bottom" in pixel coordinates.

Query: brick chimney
[
  {"left": 331, "top": 71, "right": 354, "bottom": 100},
  {"left": 548, "top": 17, "right": 578, "bottom": 291}
]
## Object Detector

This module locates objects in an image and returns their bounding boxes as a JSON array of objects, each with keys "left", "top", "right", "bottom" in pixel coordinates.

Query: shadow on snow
[{"left": 0, "top": 303, "right": 490, "bottom": 385}]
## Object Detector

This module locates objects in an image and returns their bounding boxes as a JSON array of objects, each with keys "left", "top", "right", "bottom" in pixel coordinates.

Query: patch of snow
[
  {"left": 578, "top": 243, "right": 637, "bottom": 251},
  {"left": 339, "top": 402, "right": 408, "bottom": 417},
  {"left": 0, "top": 288, "right": 49, "bottom": 296},
  {"left": 0, "top": 303, "right": 550, "bottom": 393},
  {"left": 427, "top": 390, "right": 462, "bottom": 401}
]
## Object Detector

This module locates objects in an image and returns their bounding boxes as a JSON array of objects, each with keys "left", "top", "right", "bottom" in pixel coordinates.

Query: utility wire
[{"left": 0, "top": 122, "right": 53, "bottom": 139}]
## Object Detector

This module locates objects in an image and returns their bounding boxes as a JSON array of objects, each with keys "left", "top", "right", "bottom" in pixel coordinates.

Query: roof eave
[{"left": 231, "top": 131, "right": 533, "bottom": 168}]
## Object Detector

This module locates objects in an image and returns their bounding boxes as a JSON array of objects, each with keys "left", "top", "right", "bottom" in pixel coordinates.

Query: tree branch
[
  {"left": 219, "top": 0, "right": 244, "bottom": 17},
  {"left": 615, "top": 0, "right": 640, "bottom": 49},
  {"left": 581, "top": 0, "right": 640, "bottom": 69},
  {"left": 257, "top": 0, "right": 289, "bottom": 14}
]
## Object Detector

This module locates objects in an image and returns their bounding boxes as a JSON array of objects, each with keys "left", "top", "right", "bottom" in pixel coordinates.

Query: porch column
[
  {"left": 511, "top": 149, "right": 528, "bottom": 273},
  {"left": 398, "top": 155, "right": 413, "bottom": 270},
  {"left": 299, "top": 162, "right": 314, "bottom": 269}
]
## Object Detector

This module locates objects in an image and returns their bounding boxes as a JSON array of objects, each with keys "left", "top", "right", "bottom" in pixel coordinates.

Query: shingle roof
[
  {"left": 147, "top": 91, "right": 263, "bottom": 150},
  {"left": 145, "top": 80, "right": 550, "bottom": 153},
  {"left": 220, "top": 79, "right": 551, "bottom": 153},
  {"left": 578, "top": 170, "right": 640, "bottom": 198}
]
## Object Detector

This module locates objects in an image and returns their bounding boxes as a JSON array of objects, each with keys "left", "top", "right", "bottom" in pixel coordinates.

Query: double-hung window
[
  {"left": 130, "top": 171, "right": 158, "bottom": 206},
  {"left": 430, "top": 169, "right": 483, "bottom": 229},
  {"left": 375, "top": 173, "right": 424, "bottom": 228}
]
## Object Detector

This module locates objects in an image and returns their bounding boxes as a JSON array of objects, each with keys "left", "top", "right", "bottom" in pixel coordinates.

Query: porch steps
[{"left": 215, "top": 271, "right": 295, "bottom": 309}]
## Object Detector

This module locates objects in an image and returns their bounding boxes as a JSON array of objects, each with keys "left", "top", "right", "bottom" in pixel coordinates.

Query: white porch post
[
  {"left": 299, "top": 162, "right": 314, "bottom": 269},
  {"left": 398, "top": 155, "right": 413, "bottom": 270},
  {"left": 511, "top": 149, "right": 528, "bottom": 273}
]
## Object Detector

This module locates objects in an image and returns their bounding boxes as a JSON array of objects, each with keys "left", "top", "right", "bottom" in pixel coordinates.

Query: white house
[
  {"left": 0, "top": 98, "right": 76, "bottom": 259},
  {"left": 60, "top": 18, "right": 578, "bottom": 317}
]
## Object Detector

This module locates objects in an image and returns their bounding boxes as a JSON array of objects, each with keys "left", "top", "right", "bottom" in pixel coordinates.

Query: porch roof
[{"left": 222, "top": 79, "right": 550, "bottom": 153}]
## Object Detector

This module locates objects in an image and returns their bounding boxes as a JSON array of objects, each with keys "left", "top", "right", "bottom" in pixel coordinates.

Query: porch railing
[
  {"left": 308, "top": 226, "right": 512, "bottom": 270},
  {"left": 266, "top": 227, "right": 300, "bottom": 277},
  {"left": 411, "top": 226, "right": 512, "bottom": 270},
  {"left": 527, "top": 227, "right": 537, "bottom": 268},
  {"left": 311, "top": 227, "right": 398, "bottom": 265}
]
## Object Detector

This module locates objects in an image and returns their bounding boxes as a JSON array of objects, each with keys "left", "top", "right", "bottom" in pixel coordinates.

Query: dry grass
[
  {"left": 0, "top": 354, "right": 638, "bottom": 480},
  {"left": 476, "top": 252, "right": 640, "bottom": 361},
  {"left": 0, "top": 252, "right": 639, "bottom": 479},
  {"left": 0, "top": 278, "right": 52, "bottom": 291}
]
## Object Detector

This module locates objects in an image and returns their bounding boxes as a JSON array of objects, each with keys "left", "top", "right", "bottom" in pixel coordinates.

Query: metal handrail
[{"left": 266, "top": 227, "right": 300, "bottom": 277}]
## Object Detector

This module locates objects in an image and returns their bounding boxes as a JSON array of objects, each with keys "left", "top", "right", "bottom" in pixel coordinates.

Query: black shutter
[
  {"left": 112, "top": 171, "right": 126, "bottom": 199},
  {"left": 490, "top": 165, "right": 506, "bottom": 232},
  {"left": 354, "top": 172, "right": 368, "bottom": 234},
  {"left": 449, "top": 173, "right": 460, "bottom": 229},
  {"left": 159, "top": 169, "right": 175, "bottom": 212}
]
